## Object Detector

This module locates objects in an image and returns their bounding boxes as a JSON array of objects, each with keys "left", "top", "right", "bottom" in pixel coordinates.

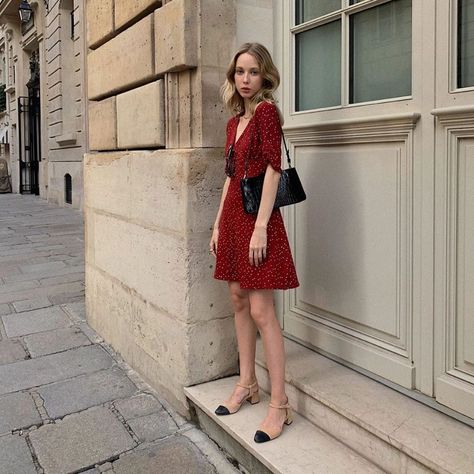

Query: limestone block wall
[
  {"left": 46, "top": 0, "right": 87, "bottom": 209},
  {"left": 84, "top": 0, "right": 239, "bottom": 414}
]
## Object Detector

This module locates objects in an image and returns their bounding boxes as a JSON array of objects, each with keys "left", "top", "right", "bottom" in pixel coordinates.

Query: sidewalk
[{"left": 0, "top": 194, "right": 237, "bottom": 474}]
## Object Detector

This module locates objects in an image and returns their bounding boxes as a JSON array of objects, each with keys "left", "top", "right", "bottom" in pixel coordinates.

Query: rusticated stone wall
[{"left": 84, "top": 0, "right": 239, "bottom": 414}]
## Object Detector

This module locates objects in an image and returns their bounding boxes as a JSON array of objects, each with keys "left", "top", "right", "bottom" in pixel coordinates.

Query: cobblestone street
[{"left": 0, "top": 194, "right": 237, "bottom": 474}]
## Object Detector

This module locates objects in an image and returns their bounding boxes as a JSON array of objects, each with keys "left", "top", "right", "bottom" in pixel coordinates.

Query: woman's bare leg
[
  {"left": 224, "top": 281, "right": 258, "bottom": 405},
  {"left": 248, "top": 289, "right": 288, "bottom": 431}
]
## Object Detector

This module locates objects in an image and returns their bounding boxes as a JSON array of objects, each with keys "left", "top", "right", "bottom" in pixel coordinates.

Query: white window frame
[
  {"left": 451, "top": 0, "right": 474, "bottom": 92},
  {"left": 288, "top": 0, "right": 413, "bottom": 115}
]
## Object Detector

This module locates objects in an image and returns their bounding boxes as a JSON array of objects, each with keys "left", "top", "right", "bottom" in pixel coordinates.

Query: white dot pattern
[{"left": 214, "top": 102, "right": 299, "bottom": 290}]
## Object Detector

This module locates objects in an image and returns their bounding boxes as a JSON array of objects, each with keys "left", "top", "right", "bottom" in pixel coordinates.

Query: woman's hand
[
  {"left": 249, "top": 225, "right": 267, "bottom": 266},
  {"left": 210, "top": 228, "right": 219, "bottom": 257}
]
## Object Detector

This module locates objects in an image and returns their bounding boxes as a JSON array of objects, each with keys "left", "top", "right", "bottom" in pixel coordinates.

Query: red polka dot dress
[{"left": 214, "top": 101, "right": 299, "bottom": 290}]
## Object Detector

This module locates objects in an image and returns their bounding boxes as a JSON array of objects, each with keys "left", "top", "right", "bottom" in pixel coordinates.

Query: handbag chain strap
[{"left": 281, "top": 127, "right": 292, "bottom": 169}]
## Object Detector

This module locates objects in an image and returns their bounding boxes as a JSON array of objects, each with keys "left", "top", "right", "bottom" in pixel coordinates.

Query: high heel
[
  {"left": 253, "top": 400, "right": 293, "bottom": 443},
  {"left": 215, "top": 381, "right": 260, "bottom": 416}
]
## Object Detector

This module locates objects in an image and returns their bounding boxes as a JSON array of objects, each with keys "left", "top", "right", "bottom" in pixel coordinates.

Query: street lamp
[{"left": 19, "top": 0, "right": 33, "bottom": 23}]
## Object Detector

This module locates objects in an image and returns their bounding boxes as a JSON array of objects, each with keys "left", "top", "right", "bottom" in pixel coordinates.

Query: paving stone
[
  {"left": 19, "top": 261, "right": 67, "bottom": 274},
  {"left": 127, "top": 410, "right": 178, "bottom": 442},
  {"left": 0, "top": 266, "right": 21, "bottom": 278},
  {"left": 112, "top": 436, "right": 216, "bottom": 474},
  {"left": 1, "top": 271, "right": 45, "bottom": 284},
  {"left": 33, "top": 244, "right": 68, "bottom": 252},
  {"left": 48, "top": 290, "right": 85, "bottom": 306},
  {"left": 0, "top": 251, "right": 51, "bottom": 267},
  {"left": 0, "top": 392, "right": 42, "bottom": 434},
  {"left": 0, "top": 339, "right": 28, "bottom": 364},
  {"left": 114, "top": 393, "right": 163, "bottom": 420},
  {"left": 0, "top": 280, "right": 40, "bottom": 295},
  {"left": 62, "top": 300, "right": 86, "bottom": 322},
  {"left": 24, "top": 326, "right": 91, "bottom": 358},
  {"left": 0, "top": 345, "right": 114, "bottom": 396},
  {"left": 39, "top": 272, "right": 85, "bottom": 287},
  {"left": 12, "top": 296, "right": 52, "bottom": 313},
  {"left": 0, "top": 237, "right": 27, "bottom": 247},
  {"left": 0, "top": 281, "right": 85, "bottom": 305},
  {"left": 4, "top": 265, "right": 85, "bottom": 284},
  {"left": 1, "top": 246, "right": 35, "bottom": 256},
  {"left": 183, "top": 427, "right": 240, "bottom": 474},
  {"left": 38, "top": 367, "right": 137, "bottom": 419},
  {"left": 29, "top": 406, "right": 136, "bottom": 474},
  {"left": 0, "top": 434, "right": 36, "bottom": 474},
  {"left": 0, "top": 303, "right": 12, "bottom": 315},
  {"left": 1, "top": 306, "right": 72, "bottom": 338},
  {"left": 26, "top": 233, "right": 50, "bottom": 242}
]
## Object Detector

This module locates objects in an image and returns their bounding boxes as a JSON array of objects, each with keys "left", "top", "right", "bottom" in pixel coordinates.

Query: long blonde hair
[{"left": 221, "top": 43, "right": 280, "bottom": 116}]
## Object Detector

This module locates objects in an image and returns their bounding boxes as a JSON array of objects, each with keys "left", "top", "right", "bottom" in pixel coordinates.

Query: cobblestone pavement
[{"left": 0, "top": 194, "right": 237, "bottom": 474}]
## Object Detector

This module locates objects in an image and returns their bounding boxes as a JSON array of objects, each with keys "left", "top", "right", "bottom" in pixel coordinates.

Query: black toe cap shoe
[
  {"left": 254, "top": 430, "right": 271, "bottom": 443},
  {"left": 214, "top": 405, "right": 230, "bottom": 416}
]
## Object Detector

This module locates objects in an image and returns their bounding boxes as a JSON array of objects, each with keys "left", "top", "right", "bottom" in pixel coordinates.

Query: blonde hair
[{"left": 221, "top": 43, "right": 280, "bottom": 116}]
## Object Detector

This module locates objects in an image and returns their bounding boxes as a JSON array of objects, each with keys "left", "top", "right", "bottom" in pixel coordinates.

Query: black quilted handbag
[{"left": 240, "top": 129, "right": 306, "bottom": 214}]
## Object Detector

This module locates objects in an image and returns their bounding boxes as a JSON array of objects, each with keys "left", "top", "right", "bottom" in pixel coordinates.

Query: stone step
[
  {"left": 185, "top": 377, "right": 383, "bottom": 474},
  {"left": 254, "top": 338, "right": 474, "bottom": 474}
]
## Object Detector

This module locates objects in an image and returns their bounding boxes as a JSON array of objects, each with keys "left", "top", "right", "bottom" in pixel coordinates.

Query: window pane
[
  {"left": 296, "top": 0, "right": 341, "bottom": 24},
  {"left": 458, "top": 0, "right": 474, "bottom": 88},
  {"left": 350, "top": 0, "right": 412, "bottom": 103},
  {"left": 296, "top": 21, "right": 341, "bottom": 110}
]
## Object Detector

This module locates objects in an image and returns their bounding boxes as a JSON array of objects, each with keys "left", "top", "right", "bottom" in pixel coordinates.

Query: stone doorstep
[
  {"left": 185, "top": 377, "right": 382, "bottom": 474},
  {"left": 254, "top": 338, "right": 474, "bottom": 474}
]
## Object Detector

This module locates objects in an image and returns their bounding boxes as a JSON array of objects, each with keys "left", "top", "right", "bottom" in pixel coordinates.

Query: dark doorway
[
  {"left": 18, "top": 51, "right": 41, "bottom": 195},
  {"left": 64, "top": 173, "right": 72, "bottom": 204}
]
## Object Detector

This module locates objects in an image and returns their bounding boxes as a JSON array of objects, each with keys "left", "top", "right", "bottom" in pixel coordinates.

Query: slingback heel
[
  {"left": 253, "top": 400, "right": 293, "bottom": 443},
  {"left": 215, "top": 381, "right": 260, "bottom": 416}
]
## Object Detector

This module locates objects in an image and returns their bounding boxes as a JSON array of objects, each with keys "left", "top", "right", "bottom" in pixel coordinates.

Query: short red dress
[{"left": 214, "top": 101, "right": 299, "bottom": 290}]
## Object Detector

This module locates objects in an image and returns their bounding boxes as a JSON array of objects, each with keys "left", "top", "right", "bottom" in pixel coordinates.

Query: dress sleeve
[{"left": 257, "top": 103, "right": 282, "bottom": 173}]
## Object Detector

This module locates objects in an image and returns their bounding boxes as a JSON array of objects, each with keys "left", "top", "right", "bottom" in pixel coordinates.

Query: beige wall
[
  {"left": 0, "top": 0, "right": 86, "bottom": 208},
  {"left": 84, "top": 0, "right": 247, "bottom": 414},
  {"left": 46, "top": 0, "right": 87, "bottom": 209}
]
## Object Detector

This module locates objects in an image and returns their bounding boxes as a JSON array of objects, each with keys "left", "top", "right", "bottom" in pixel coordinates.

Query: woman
[{"left": 210, "top": 43, "right": 298, "bottom": 443}]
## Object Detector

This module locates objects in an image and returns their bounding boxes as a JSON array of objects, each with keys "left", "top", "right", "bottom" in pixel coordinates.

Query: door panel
[
  {"left": 283, "top": 121, "right": 416, "bottom": 389},
  {"left": 434, "top": 127, "right": 474, "bottom": 419},
  {"left": 295, "top": 145, "right": 401, "bottom": 337},
  {"left": 456, "top": 144, "right": 474, "bottom": 375}
]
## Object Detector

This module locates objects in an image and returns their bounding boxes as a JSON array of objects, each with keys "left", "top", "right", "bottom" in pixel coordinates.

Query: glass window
[
  {"left": 296, "top": 20, "right": 341, "bottom": 110},
  {"left": 458, "top": 0, "right": 474, "bottom": 88},
  {"left": 350, "top": 0, "right": 412, "bottom": 103},
  {"left": 296, "top": 0, "right": 341, "bottom": 24},
  {"left": 294, "top": 0, "right": 412, "bottom": 111}
]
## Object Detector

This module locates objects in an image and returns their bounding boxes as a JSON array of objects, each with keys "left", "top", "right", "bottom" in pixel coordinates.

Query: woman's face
[{"left": 234, "top": 53, "right": 263, "bottom": 100}]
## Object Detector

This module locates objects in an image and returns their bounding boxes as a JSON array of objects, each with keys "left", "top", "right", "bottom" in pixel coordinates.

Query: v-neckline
[{"left": 235, "top": 114, "right": 254, "bottom": 145}]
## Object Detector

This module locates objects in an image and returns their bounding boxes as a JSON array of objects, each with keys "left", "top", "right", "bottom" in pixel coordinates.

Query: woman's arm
[
  {"left": 249, "top": 102, "right": 283, "bottom": 267},
  {"left": 210, "top": 176, "right": 231, "bottom": 257},
  {"left": 249, "top": 164, "right": 280, "bottom": 266}
]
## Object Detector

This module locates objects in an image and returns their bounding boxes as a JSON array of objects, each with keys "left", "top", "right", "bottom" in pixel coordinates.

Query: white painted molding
[
  {"left": 431, "top": 105, "right": 474, "bottom": 123},
  {"left": 283, "top": 112, "right": 421, "bottom": 135}
]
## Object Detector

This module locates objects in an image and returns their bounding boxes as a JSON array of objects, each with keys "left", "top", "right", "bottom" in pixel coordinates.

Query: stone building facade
[
  {"left": 85, "top": 3, "right": 474, "bottom": 468},
  {"left": 0, "top": 0, "right": 86, "bottom": 208}
]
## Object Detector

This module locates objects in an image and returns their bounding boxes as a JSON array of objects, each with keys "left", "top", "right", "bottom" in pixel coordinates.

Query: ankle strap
[
  {"left": 236, "top": 380, "right": 258, "bottom": 390},
  {"left": 269, "top": 400, "right": 290, "bottom": 409}
]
